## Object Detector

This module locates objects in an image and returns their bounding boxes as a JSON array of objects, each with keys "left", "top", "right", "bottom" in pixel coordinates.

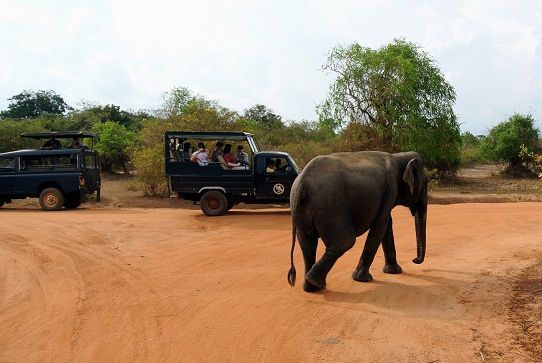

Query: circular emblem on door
[{"left": 273, "top": 183, "right": 285, "bottom": 195}]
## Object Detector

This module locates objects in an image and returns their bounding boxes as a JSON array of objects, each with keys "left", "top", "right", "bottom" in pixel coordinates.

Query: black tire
[
  {"left": 0, "top": 199, "right": 5, "bottom": 208},
  {"left": 96, "top": 188, "right": 101, "bottom": 202},
  {"left": 63, "top": 193, "right": 81, "bottom": 209},
  {"left": 39, "top": 187, "right": 65, "bottom": 211},
  {"left": 200, "top": 191, "right": 228, "bottom": 216}
]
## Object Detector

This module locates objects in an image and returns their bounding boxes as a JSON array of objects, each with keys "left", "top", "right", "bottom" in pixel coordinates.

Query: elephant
[{"left": 287, "top": 151, "right": 428, "bottom": 292}]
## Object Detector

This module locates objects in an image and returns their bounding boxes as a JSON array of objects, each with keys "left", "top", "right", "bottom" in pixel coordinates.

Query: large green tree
[
  {"left": 480, "top": 113, "right": 539, "bottom": 167},
  {"left": 243, "top": 104, "right": 284, "bottom": 130},
  {"left": 160, "top": 87, "right": 216, "bottom": 118},
  {"left": 318, "top": 39, "right": 461, "bottom": 170},
  {"left": 1, "top": 90, "right": 70, "bottom": 119}
]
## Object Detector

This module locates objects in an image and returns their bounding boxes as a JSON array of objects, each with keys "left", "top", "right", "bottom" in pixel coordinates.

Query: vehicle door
[
  {"left": 0, "top": 157, "right": 18, "bottom": 195},
  {"left": 82, "top": 151, "right": 100, "bottom": 192},
  {"left": 256, "top": 156, "right": 297, "bottom": 200}
]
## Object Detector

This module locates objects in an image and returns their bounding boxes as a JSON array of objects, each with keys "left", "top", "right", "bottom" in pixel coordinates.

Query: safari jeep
[
  {"left": 0, "top": 131, "right": 101, "bottom": 211},
  {"left": 165, "top": 131, "right": 300, "bottom": 216}
]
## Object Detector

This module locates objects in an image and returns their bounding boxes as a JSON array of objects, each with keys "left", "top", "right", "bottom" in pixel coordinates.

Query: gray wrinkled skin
[{"left": 288, "top": 151, "right": 428, "bottom": 292}]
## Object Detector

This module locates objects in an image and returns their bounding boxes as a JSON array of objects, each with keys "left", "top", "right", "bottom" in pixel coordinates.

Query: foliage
[
  {"left": 461, "top": 131, "right": 482, "bottom": 148},
  {"left": 1, "top": 90, "right": 70, "bottom": 119},
  {"left": 318, "top": 39, "right": 461, "bottom": 170},
  {"left": 459, "top": 132, "right": 485, "bottom": 167},
  {"left": 243, "top": 104, "right": 285, "bottom": 131},
  {"left": 132, "top": 144, "right": 168, "bottom": 196},
  {"left": 159, "top": 87, "right": 217, "bottom": 119},
  {"left": 425, "top": 168, "right": 440, "bottom": 191},
  {"left": 0, "top": 119, "right": 47, "bottom": 152},
  {"left": 92, "top": 121, "right": 136, "bottom": 171},
  {"left": 479, "top": 113, "right": 539, "bottom": 166},
  {"left": 519, "top": 145, "right": 542, "bottom": 190}
]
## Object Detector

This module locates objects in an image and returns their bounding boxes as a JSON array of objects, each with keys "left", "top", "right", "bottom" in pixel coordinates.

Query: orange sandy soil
[
  {"left": 1, "top": 202, "right": 541, "bottom": 362},
  {"left": 1, "top": 167, "right": 541, "bottom": 362}
]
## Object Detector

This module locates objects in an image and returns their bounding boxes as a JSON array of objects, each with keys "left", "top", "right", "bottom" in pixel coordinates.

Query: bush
[
  {"left": 480, "top": 113, "right": 539, "bottom": 166},
  {"left": 0, "top": 119, "right": 47, "bottom": 152},
  {"left": 520, "top": 145, "right": 542, "bottom": 190},
  {"left": 132, "top": 144, "right": 168, "bottom": 196},
  {"left": 92, "top": 121, "right": 136, "bottom": 172}
]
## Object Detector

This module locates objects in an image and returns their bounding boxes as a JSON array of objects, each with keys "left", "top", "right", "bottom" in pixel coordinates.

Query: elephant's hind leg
[
  {"left": 297, "top": 232, "right": 319, "bottom": 292},
  {"left": 305, "top": 231, "right": 356, "bottom": 292}
]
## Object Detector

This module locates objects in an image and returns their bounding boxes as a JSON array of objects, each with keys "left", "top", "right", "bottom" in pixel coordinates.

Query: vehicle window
[
  {"left": 21, "top": 154, "right": 78, "bottom": 168},
  {"left": 0, "top": 158, "right": 14, "bottom": 170},
  {"left": 85, "top": 154, "right": 96, "bottom": 169},
  {"left": 265, "top": 157, "right": 292, "bottom": 174}
]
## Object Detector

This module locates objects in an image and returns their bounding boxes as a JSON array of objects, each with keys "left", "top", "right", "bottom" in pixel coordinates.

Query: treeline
[{"left": 1, "top": 39, "right": 540, "bottom": 194}]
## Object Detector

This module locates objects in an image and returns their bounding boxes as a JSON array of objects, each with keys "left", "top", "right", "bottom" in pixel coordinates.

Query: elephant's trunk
[{"left": 412, "top": 204, "right": 427, "bottom": 264}]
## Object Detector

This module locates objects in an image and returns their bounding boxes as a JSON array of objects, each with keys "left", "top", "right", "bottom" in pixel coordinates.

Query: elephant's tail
[{"left": 287, "top": 225, "right": 297, "bottom": 286}]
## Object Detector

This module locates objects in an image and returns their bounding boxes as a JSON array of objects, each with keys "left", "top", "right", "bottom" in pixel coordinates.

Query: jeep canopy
[
  {"left": 165, "top": 131, "right": 260, "bottom": 153},
  {"left": 20, "top": 131, "right": 97, "bottom": 149},
  {"left": 21, "top": 131, "right": 97, "bottom": 139}
]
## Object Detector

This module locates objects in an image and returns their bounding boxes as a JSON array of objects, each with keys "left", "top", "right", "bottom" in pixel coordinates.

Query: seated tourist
[
  {"left": 210, "top": 142, "right": 224, "bottom": 162},
  {"left": 266, "top": 159, "right": 276, "bottom": 173},
  {"left": 180, "top": 142, "right": 192, "bottom": 159},
  {"left": 41, "top": 136, "right": 61, "bottom": 150},
  {"left": 218, "top": 144, "right": 248, "bottom": 170},
  {"left": 235, "top": 145, "right": 250, "bottom": 166},
  {"left": 190, "top": 142, "right": 210, "bottom": 166},
  {"left": 67, "top": 138, "right": 85, "bottom": 149}
]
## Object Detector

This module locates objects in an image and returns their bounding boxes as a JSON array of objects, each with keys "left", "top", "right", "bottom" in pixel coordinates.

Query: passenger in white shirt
[{"left": 190, "top": 142, "right": 210, "bottom": 166}]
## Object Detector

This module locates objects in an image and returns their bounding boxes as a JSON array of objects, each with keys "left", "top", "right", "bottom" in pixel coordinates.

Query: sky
[{"left": 1, "top": 0, "right": 541, "bottom": 135}]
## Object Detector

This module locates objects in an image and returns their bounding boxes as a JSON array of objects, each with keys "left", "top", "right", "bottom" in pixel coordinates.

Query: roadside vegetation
[{"left": 1, "top": 39, "right": 540, "bottom": 195}]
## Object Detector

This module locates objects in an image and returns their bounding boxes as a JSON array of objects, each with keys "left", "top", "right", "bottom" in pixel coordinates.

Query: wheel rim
[
  {"left": 44, "top": 192, "right": 58, "bottom": 207},
  {"left": 207, "top": 198, "right": 220, "bottom": 211}
]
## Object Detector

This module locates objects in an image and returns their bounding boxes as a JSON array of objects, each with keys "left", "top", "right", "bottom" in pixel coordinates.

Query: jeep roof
[
  {"left": 20, "top": 131, "right": 97, "bottom": 139},
  {"left": 0, "top": 148, "right": 90, "bottom": 158},
  {"left": 166, "top": 131, "right": 260, "bottom": 153}
]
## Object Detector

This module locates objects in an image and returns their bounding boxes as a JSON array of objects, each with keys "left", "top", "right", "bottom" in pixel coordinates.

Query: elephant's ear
[{"left": 402, "top": 158, "right": 418, "bottom": 194}]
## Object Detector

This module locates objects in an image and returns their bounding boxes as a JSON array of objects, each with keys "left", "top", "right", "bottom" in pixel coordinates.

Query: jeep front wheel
[
  {"left": 200, "top": 191, "right": 228, "bottom": 216},
  {"left": 39, "top": 188, "right": 65, "bottom": 211}
]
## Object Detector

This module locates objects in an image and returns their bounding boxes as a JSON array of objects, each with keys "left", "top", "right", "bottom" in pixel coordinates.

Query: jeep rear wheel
[
  {"left": 0, "top": 199, "right": 5, "bottom": 208},
  {"left": 39, "top": 188, "right": 64, "bottom": 211},
  {"left": 200, "top": 191, "right": 228, "bottom": 216}
]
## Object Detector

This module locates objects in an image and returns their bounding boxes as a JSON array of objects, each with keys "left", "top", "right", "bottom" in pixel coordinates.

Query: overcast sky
[{"left": 1, "top": 0, "right": 541, "bottom": 134}]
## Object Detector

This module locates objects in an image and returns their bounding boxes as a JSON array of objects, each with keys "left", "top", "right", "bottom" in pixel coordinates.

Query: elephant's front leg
[
  {"left": 352, "top": 216, "right": 391, "bottom": 282},
  {"left": 382, "top": 217, "right": 403, "bottom": 274}
]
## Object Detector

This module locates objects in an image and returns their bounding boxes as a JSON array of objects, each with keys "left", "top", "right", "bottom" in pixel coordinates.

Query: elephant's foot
[
  {"left": 352, "top": 269, "right": 373, "bottom": 282},
  {"left": 383, "top": 263, "right": 403, "bottom": 274},
  {"left": 303, "top": 279, "right": 325, "bottom": 292},
  {"left": 304, "top": 269, "right": 326, "bottom": 292}
]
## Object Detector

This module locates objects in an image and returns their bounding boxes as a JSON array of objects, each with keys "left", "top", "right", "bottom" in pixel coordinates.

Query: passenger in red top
[{"left": 223, "top": 144, "right": 241, "bottom": 167}]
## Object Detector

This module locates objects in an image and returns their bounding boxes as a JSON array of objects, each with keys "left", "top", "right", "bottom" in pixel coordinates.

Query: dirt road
[{"left": 1, "top": 203, "right": 541, "bottom": 362}]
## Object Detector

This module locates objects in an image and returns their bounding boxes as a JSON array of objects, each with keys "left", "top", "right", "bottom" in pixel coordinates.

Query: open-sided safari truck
[
  {"left": 0, "top": 131, "right": 101, "bottom": 210},
  {"left": 165, "top": 131, "right": 300, "bottom": 216}
]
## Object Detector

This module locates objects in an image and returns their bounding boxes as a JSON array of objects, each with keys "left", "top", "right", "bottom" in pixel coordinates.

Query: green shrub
[
  {"left": 480, "top": 113, "right": 539, "bottom": 166},
  {"left": 92, "top": 121, "right": 136, "bottom": 172},
  {"left": 132, "top": 144, "right": 168, "bottom": 196}
]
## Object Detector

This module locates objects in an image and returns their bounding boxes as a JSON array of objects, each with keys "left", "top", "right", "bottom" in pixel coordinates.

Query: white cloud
[{"left": 0, "top": 0, "right": 541, "bottom": 133}]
